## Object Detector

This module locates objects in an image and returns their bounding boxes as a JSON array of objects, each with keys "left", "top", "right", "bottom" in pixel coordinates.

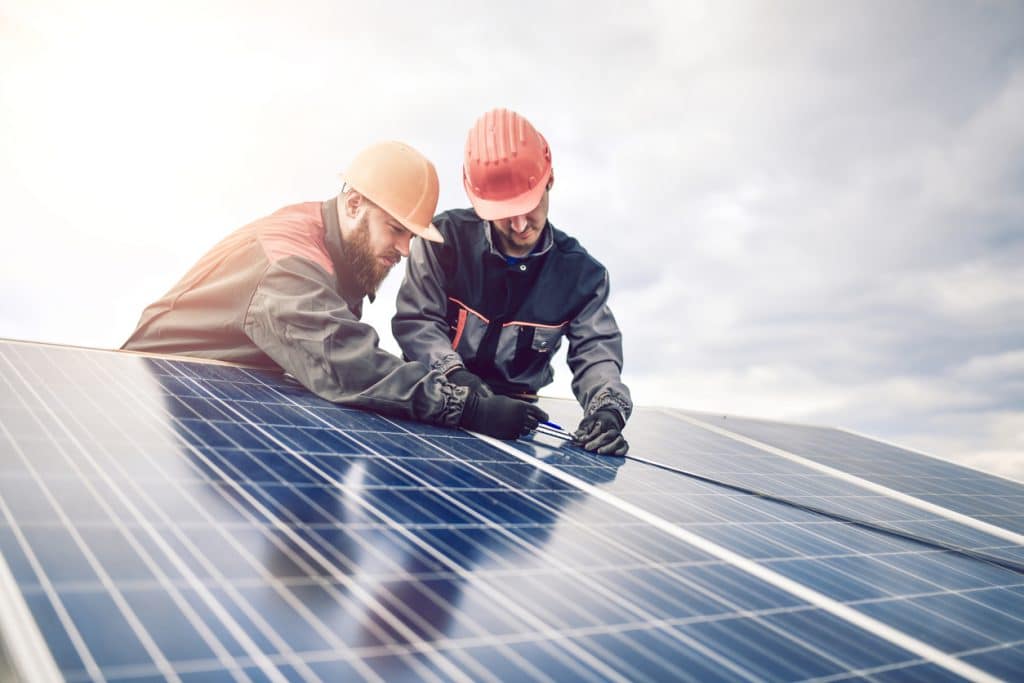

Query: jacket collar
[{"left": 484, "top": 218, "right": 554, "bottom": 260}]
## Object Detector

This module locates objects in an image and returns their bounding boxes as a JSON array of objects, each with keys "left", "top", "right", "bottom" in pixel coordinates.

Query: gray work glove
[
  {"left": 573, "top": 408, "right": 628, "bottom": 455},
  {"left": 460, "top": 391, "right": 548, "bottom": 440},
  {"left": 447, "top": 367, "right": 494, "bottom": 397}
]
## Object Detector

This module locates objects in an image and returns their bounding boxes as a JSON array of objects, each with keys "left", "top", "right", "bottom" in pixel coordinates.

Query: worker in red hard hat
[
  {"left": 394, "top": 109, "right": 632, "bottom": 455},
  {"left": 123, "top": 140, "right": 547, "bottom": 440}
]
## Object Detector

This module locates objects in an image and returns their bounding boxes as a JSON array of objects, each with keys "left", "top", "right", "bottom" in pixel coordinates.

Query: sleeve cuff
[
  {"left": 586, "top": 389, "right": 633, "bottom": 424},
  {"left": 431, "top": 353, "right": 465, "bottom": 376}
]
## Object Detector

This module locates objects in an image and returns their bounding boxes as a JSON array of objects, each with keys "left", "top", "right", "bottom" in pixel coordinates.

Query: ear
[
  {"left": 343, "top": 190, "right": 364, "bottom": 218},
  {"left": 547, "top": 168, "right": 555, "bottom": 191}
]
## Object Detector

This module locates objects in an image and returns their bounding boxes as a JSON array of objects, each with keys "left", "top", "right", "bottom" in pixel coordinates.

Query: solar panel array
[{"left": 1, "top": 339, "right": 1022, "bottom": 682}]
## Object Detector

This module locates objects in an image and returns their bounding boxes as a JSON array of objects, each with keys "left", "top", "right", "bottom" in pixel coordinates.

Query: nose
[
  {"left": 396, "top": 232, "right": 411, "bottom": 257},
  {"left": 509, "top": 215, "right": 528, "bottom": 233}
]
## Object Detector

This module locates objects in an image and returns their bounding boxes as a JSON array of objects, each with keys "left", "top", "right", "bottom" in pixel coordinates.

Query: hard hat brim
[
  {"left": 410, "top": 222, "right": 445, "bottom": 243},
  {"left": 463, "top": 166, "right": 551, "bottom": 221},
  {"left": 391, "top": 212, "right": 444, "bottom": 243}
]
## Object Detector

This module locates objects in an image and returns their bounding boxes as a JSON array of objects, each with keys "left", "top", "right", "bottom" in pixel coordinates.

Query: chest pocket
[
  {"left": 446, "top": 298, "right": 490, "bottom": 353},
  {"left": 530, "top": 326, "right": 561, "bottom": 353},
  {"left": 510, "top": 324, "right": 565, "bottom": 377}
]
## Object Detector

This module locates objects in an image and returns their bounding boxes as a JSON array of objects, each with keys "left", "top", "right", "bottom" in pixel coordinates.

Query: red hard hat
[{"left": 462, "top": 109, "right": 552, "bottom": 220}]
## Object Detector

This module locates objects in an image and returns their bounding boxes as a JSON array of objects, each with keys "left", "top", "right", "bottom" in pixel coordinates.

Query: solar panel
[{"left": 1, "top": 339, "right": 1022, "bottom": 681}]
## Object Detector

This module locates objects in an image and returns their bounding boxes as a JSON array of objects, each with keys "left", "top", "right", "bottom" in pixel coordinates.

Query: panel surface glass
[{"left": 1, "top": 341, "right": 1022, "bottom": 681}]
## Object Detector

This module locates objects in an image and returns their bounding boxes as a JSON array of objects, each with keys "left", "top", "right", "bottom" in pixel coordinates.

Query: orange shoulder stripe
[{"left": 446, "top": 297, "right": 490, "bottom": 323}]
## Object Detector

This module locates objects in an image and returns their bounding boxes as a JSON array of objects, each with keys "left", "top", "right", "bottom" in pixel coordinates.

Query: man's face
[
  {"left": 344, "top": 202, "right": 413, "bottom": 294},
  {"left": 490, "top": 189, "right": 550, "bottom": 258}
]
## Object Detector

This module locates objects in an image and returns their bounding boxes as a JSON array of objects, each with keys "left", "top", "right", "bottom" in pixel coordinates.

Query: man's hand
[
  {"left": 447, "top": 367, "right": 493, "bottom": 397},
  {"left": 573, "top": 408, "right": 628, "bottom": 455},
  {"left": 460, "top": 392, "right": 548, "bottom": 440}
]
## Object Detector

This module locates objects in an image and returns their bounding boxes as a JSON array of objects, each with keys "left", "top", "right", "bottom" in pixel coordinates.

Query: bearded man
[{"left": 123, "top": 141, "right": 547, "bottom": 439}]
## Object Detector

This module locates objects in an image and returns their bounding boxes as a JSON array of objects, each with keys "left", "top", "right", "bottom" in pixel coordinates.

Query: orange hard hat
[
  {"left": 462, "top": 109, "right": 552, "bottom": 221},
  {"left": 343, "top": 141, "right": 444, "bottom": 243}
]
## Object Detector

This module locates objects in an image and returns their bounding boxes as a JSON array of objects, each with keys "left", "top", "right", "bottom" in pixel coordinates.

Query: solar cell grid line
[
  {"left": 230, "top": 366, "right": 888, "bottom": 679},
  {"left": 489, "top": 444, "right": 1024, "bottom": 683},
  {"left": 237, "top": 374, "right": 958, "bottom": 683},
  {"left": 527, "top": 406, "right": 1024, "bottom": 653},
  {"left": 596, "top": 406, "right": 1023, "bottom": 560},
  {"left": 76, "top": 352, "right": 490, "bottom": 683},
  {"left": 531, "top": 446, "right": 1019, "bottom": 607},
  {"left": 174, "top": 366, "right": 720, "bottom": 679},
  {"left": 228, "top": 368, "right": 909, "bottom": 683},
  {"left": 0, "top": 351, "right": 234, "bottom": 683},
  {"left": 526, "top": 428, "right": 980, "bottom": 570},
  {"left": 0, "top": 493, "right": 88, "bottom": 683},
  {"left": 3, "top": 344, "right": 464, "bottom": 683},
  {"left": 2, "top": 348, "right": 598, "bottom": 679},
  {"left": 228, "top": 389, "right": 777, "bottom": 682},
  {"left": 114, "top": 362, "right": 544, "bottom": 683},
  {"left": 78, "top": 385, "right": 403, "bottom": 667},
  {"left": 365, "top": 419, "right": 916, "bottom": 682},
  {"left": 212, "top": 387, "right": 692, "bottom": 643},
  {"left": 6, "top": 342, "right": 1015, "bottom": 683},
  {"left": 51, "top": 354, "right": 412, "bottom": 682},
  {"left": 0, "top": 347, "right": 329, "bottom": 683},
  {"left": 671, "top": 409, "right": 1024, "bottom": 545},
  {"left": 170, "top": 365, "right": 721, "bottom": 683},
  {"left": 684, "top": 410, "right": 1024, "bottom": 502},
  {"left": 595, "top": 501, "right": 1021, "bottom": 671},
  {"left": 260, "top": 378, "right": 1024, "bottom": 683},
  {"left": 471, "top": 433, "right": 1001, "bottom": 682},
  {"left": 34, "top": 348, "right": 407, "bottom": 683},
  {"left": 814, "top": 425, "right": 1024, "bottom": 530},
  {"left": 619, "top": 449, "right": 1024, "bottom": 577}
]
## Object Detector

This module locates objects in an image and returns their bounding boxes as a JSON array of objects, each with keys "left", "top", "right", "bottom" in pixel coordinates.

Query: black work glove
[
  {"left": 459, "top": 391, "right": 549, "bottom": 440},
  {"left": 447, "top": 367, "right": 494, "bottom": 397},
  {"left": 573, "top": 408, "right": 628, "bottom": 455}
]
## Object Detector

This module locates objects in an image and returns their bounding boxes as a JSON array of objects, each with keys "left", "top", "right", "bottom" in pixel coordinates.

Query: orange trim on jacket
[
  {"left": 446, "top": 297, "right": 489, "bottom": 323},
  {"left": 450, "top": 308, "right": 468, "bottom": 350},
  {"left": 446, "top": 297, "right": 567, "bottom": 329},
  {"left": 501, "top": 319, "right": 568, "bottom": 329}
]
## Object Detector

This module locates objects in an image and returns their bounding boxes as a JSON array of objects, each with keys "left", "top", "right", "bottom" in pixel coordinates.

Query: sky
[{"left": 2, "top": 1, "right": 1022, "bottom": 479}]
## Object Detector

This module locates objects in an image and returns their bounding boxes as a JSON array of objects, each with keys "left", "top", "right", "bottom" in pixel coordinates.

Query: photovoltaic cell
[{"left": 1, "top": 340, "right": 1023, "bottom": 681}]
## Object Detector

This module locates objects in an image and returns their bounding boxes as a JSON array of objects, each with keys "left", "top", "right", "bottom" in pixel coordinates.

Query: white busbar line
[
  {"left": 670, "top": 410, "right": 1024, "bottom": 548},
  {"left": 0, "top": 512, "right": 64, "bottom": 683},
  {"left": 469, "top": 431, "right": 999, "bottom": 683}
]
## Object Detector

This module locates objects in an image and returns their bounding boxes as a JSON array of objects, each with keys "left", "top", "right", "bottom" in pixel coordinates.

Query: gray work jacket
[
  {"left": 393, "top": 208, "right": 632, "bottom": 422},
  {"left": 123, "top": 198, "right": 467, "bottom": 426}
]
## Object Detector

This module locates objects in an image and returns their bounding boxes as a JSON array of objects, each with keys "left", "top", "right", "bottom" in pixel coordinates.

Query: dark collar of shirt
[{"left": 321, "top": 196, "right": 375, "bottom": 310}]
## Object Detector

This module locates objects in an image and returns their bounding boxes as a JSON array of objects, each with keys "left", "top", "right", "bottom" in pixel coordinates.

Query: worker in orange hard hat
[
  {"left": 124, "top": 140, "right": 547, "bottom": 440},
  {"left": 394, "top": 109, "right": 633, "bottom": 455}
]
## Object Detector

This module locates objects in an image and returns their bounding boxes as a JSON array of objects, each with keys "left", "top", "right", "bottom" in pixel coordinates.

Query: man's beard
[{"left": 342, "top": 216, "right": 392, "bottom": 295}]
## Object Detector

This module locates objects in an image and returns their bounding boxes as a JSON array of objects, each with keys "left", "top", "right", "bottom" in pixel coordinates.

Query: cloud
[{"left": 955, "top": 349, "right": 1024, "bottom": 382}]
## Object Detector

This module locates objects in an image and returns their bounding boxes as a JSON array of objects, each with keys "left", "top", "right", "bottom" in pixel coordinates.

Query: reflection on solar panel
[{"left": 1, "top": 339, "right": 1022, "bottom": 682}]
